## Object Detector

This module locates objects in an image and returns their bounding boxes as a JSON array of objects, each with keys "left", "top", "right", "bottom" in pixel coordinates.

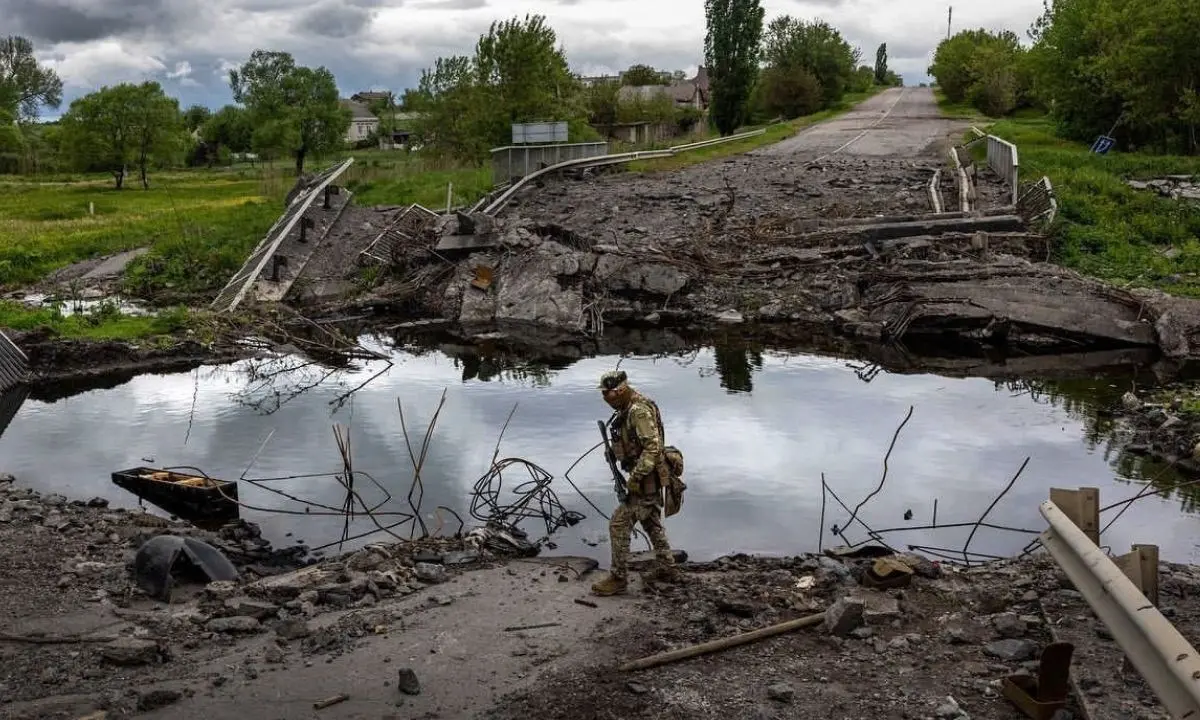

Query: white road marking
[{"left": 810, "top": 88, "right": 909, "bottom": 164}]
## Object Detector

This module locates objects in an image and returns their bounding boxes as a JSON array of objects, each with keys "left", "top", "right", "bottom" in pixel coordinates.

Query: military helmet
[{"left": 598, "top": 370, "right": 628, "bottom": 391}]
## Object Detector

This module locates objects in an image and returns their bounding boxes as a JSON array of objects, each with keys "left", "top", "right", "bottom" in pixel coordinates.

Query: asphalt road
[{"left": 759, "top": 87, "right": 968, "bottom": 160}]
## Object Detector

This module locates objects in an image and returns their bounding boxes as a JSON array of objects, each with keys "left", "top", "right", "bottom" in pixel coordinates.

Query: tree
[
  {"left": 411, "top": 14, "right": 589, "bottom": 162},
  {"left": 762, "top": 17, "right": 858, "bottom": 106},
  {"left": 760, "top": 65, "right": 823, "bottom": 119},
  {"left": 200, "top": 104, "right": 253, "bottom": 164},
  {"left": 929, "top": 28, "right": 1029, "bottom": 116},
  {"left": 704, "top": 0, "right": 765, "bottom": 135},
  {"left": 182, "top": 104, "right": 211, "bottom": 133},
  {"left": 59, "top": 82, "right": 182, "bottom": 189},
  {"left": 622, "top": 64, "right": 668, "bottom": 86},
  {"left": 0, "top": 36, "right": 62, "bottom": 123},
  {"left": 229, "top": 50, "right": 350, "bottom": 175},
  {"left": 874, "top": 43, "right": 889, "bottom": 85}
]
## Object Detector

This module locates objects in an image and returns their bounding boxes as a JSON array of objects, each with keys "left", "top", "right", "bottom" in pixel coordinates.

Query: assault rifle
[{"left": 597, "top": 419, "right": 628, "bottom": 504}]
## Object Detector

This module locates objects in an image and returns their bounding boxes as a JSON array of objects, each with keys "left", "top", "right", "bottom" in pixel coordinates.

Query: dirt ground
[{"left": 3, "top": 473, "right": 1197, "bottom": 720}]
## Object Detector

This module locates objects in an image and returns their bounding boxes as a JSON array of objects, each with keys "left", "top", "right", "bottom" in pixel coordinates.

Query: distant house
[
  {"left": 351, "top": 91, "right": 392, "bottom": 105},
  {"left": 340, "top": 99, "right": 379, "bottom": 144}
]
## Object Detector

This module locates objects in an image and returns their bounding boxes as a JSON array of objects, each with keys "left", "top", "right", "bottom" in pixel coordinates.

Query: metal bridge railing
[
  {"left": 211, "top": 158, "right": 355, "bottom": 313},
  {"left": 986, "top": 135, "right": 1020, "bottom": 206},
  {"left": 0, "top": 330, "right": 29, "bottom": 392}
]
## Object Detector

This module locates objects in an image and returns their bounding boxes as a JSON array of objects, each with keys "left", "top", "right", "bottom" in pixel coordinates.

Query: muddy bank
[{"left": 2, "top": 475, "right": 1194, "bottom": 720}]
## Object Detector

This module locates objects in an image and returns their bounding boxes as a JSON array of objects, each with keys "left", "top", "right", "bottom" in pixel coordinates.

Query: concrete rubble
[
  {"left": 1128, "top": 175, "right": 1200, "bottom": 203},
  {"left": 1, "top": 473, "right": 1195, "bottom": 719}
]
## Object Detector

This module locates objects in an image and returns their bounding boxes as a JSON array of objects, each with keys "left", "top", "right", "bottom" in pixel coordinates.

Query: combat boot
[
  {"left": 591, "top": 573, "right": 628, "bottom": 596},
  {"left": 648, "top": 564, "right": 683, "bottom": 584}
]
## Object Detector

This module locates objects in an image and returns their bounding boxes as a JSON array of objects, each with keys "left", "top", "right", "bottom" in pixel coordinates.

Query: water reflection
[{"left": 3, "top": 340, "right": 1200, "bottom": 565}]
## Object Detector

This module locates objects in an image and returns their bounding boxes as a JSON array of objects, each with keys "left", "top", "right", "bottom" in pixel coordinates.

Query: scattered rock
[
  {"left": 275, "top": 619, "right": 312, "bottom": 640},
  {"left": 824, "top": 597, "right": 865, "bottom": 637},
  {"left": 100, "top": 638, "right": 160, "bottom": 666},
  {"left": 767, "top": 683, "right": 795, "bottom": 703},
  {"left": 935, "top": 695, "right": 967, "bottom": 719},
  {"left": 984, "top": 639, "right": 1038, "bottom": 662},
  {"left": 226, "top": 598, "right": 280, "bottom": 620},
  {"left": 207, "top": 616, "right": 263, "bottom": 634},
  {"left": 414, "top": 562, "right": 448, "bottom": 584},
  {"left": 397, "top": 668, "right": 421, "bottom": 696},
  {"left": 992, "top": 613, "right": 1026, "bottom": 638},
  {"left": 626, "top": 681, "right": 650, "bottom": 695}
]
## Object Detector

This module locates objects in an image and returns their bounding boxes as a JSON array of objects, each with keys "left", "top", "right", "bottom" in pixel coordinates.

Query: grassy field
[
  {"left": 628, "top": 88, "right": 887, "bottom": 173},
  {"left": 971, "top": 114, "right": 1200, "bottom": 295}
]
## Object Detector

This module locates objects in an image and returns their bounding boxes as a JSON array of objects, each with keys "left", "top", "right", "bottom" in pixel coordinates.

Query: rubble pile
[
  {"left": 1128, "top": 176, "right": 1200, "bottom": 203},
  {"left": 318, "top": 154, "right": 1195, "bottom": 359}
]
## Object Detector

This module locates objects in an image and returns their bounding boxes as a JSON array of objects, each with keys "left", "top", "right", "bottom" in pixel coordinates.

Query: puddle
[
  {"left": 17, "top": 292, "right": 153, "bottom": 317},
  {"left": 1, "top": 341, "right": 1198, "bottom": 564}
]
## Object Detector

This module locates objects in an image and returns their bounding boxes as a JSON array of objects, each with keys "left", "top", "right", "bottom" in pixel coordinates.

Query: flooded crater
[{"left": 1, "top": 339, "right": 1196, "bottom": 564}]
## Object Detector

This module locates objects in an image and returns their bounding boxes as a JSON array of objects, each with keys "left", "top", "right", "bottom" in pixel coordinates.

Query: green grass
[
  {"left": 0, "top": 169, "right": 283, "bottom": 298},
  {"left": 0, "top": 299, "right": 192, "bottom": 341},
  {"left": 340, "top": 155, "right": 493, "bottom": 209},
  {"left": 933, "top": 88, "right": 993, "bottom": 121},
  {"left": 973, "top": 115, "right": 1200, "bottom": 295},
  {"left": 628, "top": 87, "right": 888, "bottom": 173}
]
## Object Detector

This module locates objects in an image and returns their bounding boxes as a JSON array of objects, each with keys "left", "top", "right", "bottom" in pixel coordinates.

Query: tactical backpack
[{"left": 645, "top": 399, "right": 687, "bottom": 518}]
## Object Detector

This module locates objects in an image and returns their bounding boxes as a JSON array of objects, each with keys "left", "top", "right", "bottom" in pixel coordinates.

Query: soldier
[{"left": 591, "top": 370, "right": 681, "bottom": 596}]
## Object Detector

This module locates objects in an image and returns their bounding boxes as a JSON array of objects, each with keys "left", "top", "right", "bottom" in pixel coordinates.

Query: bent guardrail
[
  {"left": 482, "top": 128, "right": 768, "bottom": 216},
  {"left": 1039, "top": 497, "right": 1200, "bottom": 717}
]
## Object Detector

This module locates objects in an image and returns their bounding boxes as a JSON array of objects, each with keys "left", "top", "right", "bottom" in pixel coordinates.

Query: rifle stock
[{"left": 597, "top": 419, "right": 628, "bottom": 504}]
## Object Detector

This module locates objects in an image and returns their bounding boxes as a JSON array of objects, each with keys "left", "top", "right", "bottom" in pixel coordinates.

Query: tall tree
[
  {"left": 201, "top": 104, "right": 253, "bottom": 158},
  {"left": 59, "top": 82, "right": 182, "bottom": 189},
  {"left": 0, "top": 36, "right": 62, "bottom": 123},
  {"left": 229, "top": 50, "right": 351, "bottom": 174},
  {"left": 704, "top": 0, "right": 765, "bottom": 135},
  {"left": 874, "top": 43, "right": 889, "bottom": 85}
]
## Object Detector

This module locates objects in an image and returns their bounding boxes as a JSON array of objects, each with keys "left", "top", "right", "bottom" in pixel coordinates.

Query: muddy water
[{"left": 1, "top": 343, "right": 1196, "bottom": 565}]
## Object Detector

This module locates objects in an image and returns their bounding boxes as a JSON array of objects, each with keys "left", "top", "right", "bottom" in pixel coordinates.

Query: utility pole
[{"left": 947, "top": 6, "right": 953, "bottom": 40}]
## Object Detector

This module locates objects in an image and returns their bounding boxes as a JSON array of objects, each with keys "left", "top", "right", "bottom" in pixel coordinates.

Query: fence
[
  {"left": 490, "top": 142, "right": 609, "bottom": 185},
  {"left": 986, "top": 135, "right": 1020, "bottom": 206},
  {"left": 0, "top": 330, "right": 29, "bottom": 392},
  {"left": 211, "top": 158, "right": 354, "bottom": 313}
]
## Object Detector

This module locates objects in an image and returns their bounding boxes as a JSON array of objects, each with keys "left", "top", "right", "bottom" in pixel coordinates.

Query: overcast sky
[{"left": 8, "top": 0, "right": 1046, "bottom": 114}]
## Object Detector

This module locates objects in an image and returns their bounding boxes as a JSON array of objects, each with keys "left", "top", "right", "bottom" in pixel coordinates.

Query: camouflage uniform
[{"left": 592, "top": 371, "right": 679, "bottom": 596}]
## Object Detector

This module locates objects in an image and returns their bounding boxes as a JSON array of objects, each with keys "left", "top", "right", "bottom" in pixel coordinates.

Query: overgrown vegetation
[
  {"left": 975, "top": 116, "right": 1200, "bottom": 294},
  {"left": 0, "top": 299, "right": 192, "bottom": 341},
  {"left": 929, "top": 0, "right": 1198, "bottom": 154}
]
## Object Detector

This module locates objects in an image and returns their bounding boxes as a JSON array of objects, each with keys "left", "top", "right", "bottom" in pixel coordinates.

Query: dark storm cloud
[
  {"left": 294, "top": 1, "right": 379, "bottom": 38},
  {"left": 411, "top": 0, "right": 490, "bottom": 9},
  {"left": 0, "top": 0, "right": 200, "bottom": 44}
]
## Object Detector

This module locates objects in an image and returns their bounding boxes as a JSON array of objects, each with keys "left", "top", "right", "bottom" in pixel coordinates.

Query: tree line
[
  {"left": 2, "top": 6, "right": 904, "bottom": 178},
  {"left": 928, "top": 0, "right": 1198, "bottom": 155},
  {"left": 0, "top": 37, "right": 351, "bottom": 184},
  {"left": 406, "top": 7, "right": 900, "bottom": 161}
]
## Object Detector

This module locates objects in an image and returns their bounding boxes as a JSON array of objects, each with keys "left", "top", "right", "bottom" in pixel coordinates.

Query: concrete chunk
[{"left": 824, "top": 597, "right": 865, "bottom": 637}]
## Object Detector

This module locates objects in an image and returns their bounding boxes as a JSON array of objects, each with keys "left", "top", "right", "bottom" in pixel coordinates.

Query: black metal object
[
  {"left": 299, "top": 216, "right": 315, "bottom": 243},
  {"left": 324, "top": 185, "right": 339, "bottom": 210},
  {"left": 1002, "top": 641, "right": 1074, "bottom": 719},
  {"left": 133, "top": 535, "right": 239, "bottom": 601},
  {"left": 271, "top": 255, "right": 289, "bottom": 281},
  {"left": 0, "top": 384, "right": 28, "bottom": 440},
  {"left": 111, "top": 467, "right": 240, "bottom": 524}
]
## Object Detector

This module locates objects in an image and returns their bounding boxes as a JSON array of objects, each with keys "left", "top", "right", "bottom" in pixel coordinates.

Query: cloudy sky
[{"left": 8, "top": 0, "right": 1046, "bottom": 114}]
